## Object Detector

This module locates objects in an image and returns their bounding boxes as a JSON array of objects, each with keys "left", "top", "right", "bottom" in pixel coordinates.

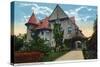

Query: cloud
[
  {"left": 75, "top": 6, "right": 95, "bottom": 12},
  {"left": 81, "top": 16, "right": 91, "bottom": 22},
  {"left": 65, "top": 6, "right": 95, "bottom": 22},
  {"left": 24, "top": 15, "right": 30, "bottom": 22},
  {"left": 18, "top": 2, "right": 36, "bottom": 6},
  {"left": 75, "top": 6, "right": 85, "bottom": 12},
  {"left": 65, "top": 9, "right": 81, "bottom": 22},
  {"left": 20, "top": 3, "right": 32, "bottom": 6},
  {"left": 31, "top": 4, "right": 53, "bottom": 17},
  {"left": 19, "top": 2, "right": 95, "bottom": 22},
  {"left": 18, "top": 3, "right": 53, "bottom": 19},
  {"left": 88, "top": 8, "right": 92, "bottom": 11},
  {"left": 19, "top": 3, "right": 52, "bottom": 17}
]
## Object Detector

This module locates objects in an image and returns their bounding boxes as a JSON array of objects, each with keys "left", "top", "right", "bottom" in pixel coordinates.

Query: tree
[
  {"left": 17, "top": 31, "right": 51, "bottom": 53},
  {"left": 86, "top": 17, "right": 97, "bottom": 59},
  {"left": 88, "top": 18, "right": 97, "bottom": 50},
  {"left": 53, "top": 23, "right": 64, "bottom": 50},
  {"left": 31, "top": 33, "right": 51, "bottom": 52},
  {"left": 14, "top": 34, "right": 24, "bottom": 51}
]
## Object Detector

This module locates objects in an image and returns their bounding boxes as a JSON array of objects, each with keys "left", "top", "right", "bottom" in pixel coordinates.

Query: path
[{"left": 55, "top": 50, "right": 84, "bottom": 61}]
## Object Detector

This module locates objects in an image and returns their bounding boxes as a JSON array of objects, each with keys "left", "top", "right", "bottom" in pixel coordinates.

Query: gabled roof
[
  {"left": 49, "top": 4, "right": 68, "bottom": 21},
  {"left": 69, "top": 16, "right": 85, "bottom": 38},
  {"left": 70, "top": 16, "right": 78, "bottom": 28},
  {"left": 70, "top": 16, "right": 75, "bottom": 24}
]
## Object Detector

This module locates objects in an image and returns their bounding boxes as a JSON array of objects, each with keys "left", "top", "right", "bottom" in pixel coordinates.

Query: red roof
[
  {"left": 26, "top": 12, "right": 49, "bottom": 29},
  {"left": 26, "top": 12, "right": 77, "bottom": 30},
  {"left": 28, "top": 13, "right": 39, "bottom": 25},
  {"left": 37, "top": 17, "right": 49, "bottom": 29}
]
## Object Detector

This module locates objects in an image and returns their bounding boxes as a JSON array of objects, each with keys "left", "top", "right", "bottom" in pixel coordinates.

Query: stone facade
[{"left": 25, "top": 5, "right": 85, "bottom": 47}]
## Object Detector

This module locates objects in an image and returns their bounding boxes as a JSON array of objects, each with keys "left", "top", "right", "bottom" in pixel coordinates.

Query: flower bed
[{"left": 14, "top": 51, "right": 44, "bottom": 63}]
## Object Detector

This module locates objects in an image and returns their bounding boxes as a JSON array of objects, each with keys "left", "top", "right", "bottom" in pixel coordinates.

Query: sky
[{"left": 12, "top": 1, "right": 97, "bottom": 37}]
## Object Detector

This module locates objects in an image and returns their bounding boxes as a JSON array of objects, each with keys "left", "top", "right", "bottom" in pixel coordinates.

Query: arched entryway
[{"left": 75, "top": 41, "right": 82, "bottom": 49}]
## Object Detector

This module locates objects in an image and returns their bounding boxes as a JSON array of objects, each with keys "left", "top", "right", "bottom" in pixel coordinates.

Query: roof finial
[
  {"left": 56, "top": 4, "right": 59, "bottom": 7},
  {"left": 32, "top": 10, "right": 35, "bottom": 16}
]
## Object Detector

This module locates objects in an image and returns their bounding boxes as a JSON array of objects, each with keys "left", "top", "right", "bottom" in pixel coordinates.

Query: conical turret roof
[{"left": 25, "top": 11, "right": 39, "bottom": 26}]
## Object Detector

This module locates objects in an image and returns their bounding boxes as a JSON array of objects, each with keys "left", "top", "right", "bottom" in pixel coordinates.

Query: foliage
[
  {"left": 29, "top": 35, "right": 51, "bottom": 53},
  {"left": 83, "top": 18, "right": 97, "bottom": 59},
  {"left": 53, "top": 23, "right": 64, "bottom": 48},
  {"left": 64, "top": 39, "right": 73, "bottom": 49},
  {"left": 83, "top": 50, "right": 97, "bottom": 59},
  {"left": 86, "top": 18, "right": 97, "bottom": 50},
  {"left": 13, "top": 34, "right": 27, "bottom": 51},
  {"left": 15, "top": 34, "right": 51, "bottom": 53},
  {"left": 41, "top": 50, "right": 69, "bottom": 61}
]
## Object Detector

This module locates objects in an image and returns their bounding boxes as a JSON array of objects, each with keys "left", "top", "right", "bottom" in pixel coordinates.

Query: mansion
[{"left": 25, "top": 5, "right": 85, "bottom": 48}]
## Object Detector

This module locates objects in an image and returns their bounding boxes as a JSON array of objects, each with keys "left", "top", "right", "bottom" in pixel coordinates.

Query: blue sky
[{"left": 13, "top": 1, "right": 97, "bottom": 37}]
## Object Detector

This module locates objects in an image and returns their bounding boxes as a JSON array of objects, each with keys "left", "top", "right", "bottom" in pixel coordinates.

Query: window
[
  {"left": 56, "top": 19, "right": 60, "bottom": 24},
  {"left": 68, "top": 26, "right": 72, "bottom": 34},
  {"left": 41, "top": 31, "right": 44, "bottom": 35},
  {"left": 29, "top": 25, "right": 33, "bottom": 30},
  {"left": 31, "top": 33, "right": 35, "bottom": 36}
]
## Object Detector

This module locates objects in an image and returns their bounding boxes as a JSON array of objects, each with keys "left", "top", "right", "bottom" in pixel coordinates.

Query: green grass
[{"left": 41, "top": 50, "right": 70, "bottom": 62}]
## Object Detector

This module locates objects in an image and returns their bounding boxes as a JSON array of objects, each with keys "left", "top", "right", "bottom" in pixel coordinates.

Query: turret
[{"left": 25, "top": 11, "right": 39, "bottom": 41}]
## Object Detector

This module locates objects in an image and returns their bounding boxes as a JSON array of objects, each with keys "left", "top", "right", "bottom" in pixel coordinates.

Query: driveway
[{"left": 55, "top": 50, "right": 84, "bottom": 61}]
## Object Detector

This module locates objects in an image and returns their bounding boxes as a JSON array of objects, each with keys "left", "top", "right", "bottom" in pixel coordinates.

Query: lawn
[{"left": 41, "top": 49, "right": 70, "bottom": 62}]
